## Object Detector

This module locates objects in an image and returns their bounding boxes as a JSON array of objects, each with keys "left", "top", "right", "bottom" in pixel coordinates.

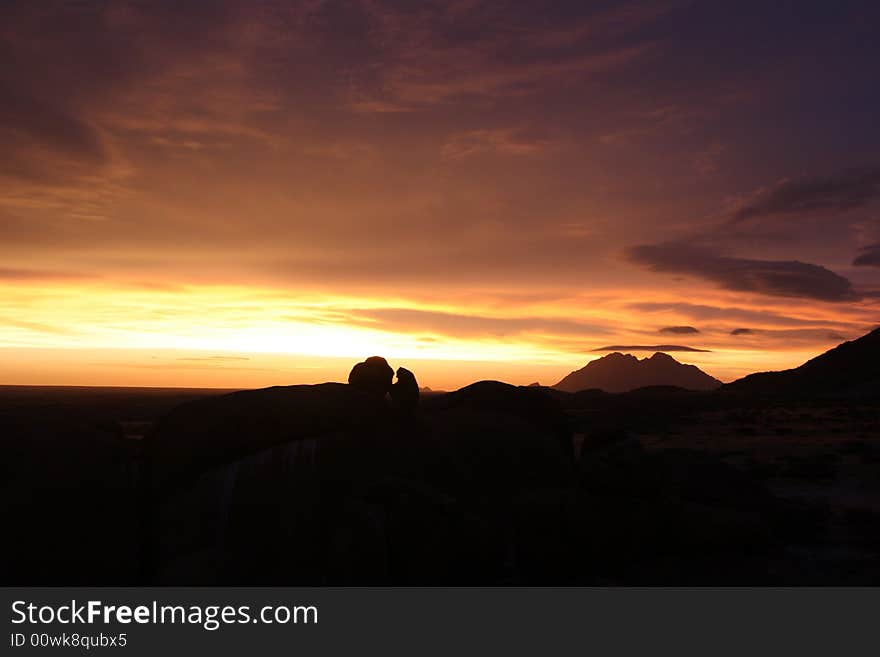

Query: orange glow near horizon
[{"left": 1, "top": 278, "right": 872, "bottom": 390}]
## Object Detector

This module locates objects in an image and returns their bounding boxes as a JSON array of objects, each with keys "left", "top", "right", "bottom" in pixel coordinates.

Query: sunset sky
[{"left": 2, "top": 0, "right": 879, "bottom": 389}]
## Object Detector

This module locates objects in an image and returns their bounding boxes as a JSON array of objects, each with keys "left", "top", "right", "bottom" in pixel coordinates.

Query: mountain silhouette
[
  {"left": 726, "top": 327, "right": 880, "bottom": 396},
  {"left": 553, "top": 352, "right": 722, "bottom": 393}
]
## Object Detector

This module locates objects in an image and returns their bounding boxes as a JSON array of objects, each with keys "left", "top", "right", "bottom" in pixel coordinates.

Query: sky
[{"left": 1, "top": 0, "right": 879, "bottom": 389}]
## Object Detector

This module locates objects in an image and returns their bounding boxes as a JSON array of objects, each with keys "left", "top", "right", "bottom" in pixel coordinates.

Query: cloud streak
[
  {"left": 731, "top": 168, "right": 880, "bottom": 223},
  {"left": 627, "top": 302, "right": 849, "bottom": 328},
  {"left": 347, "top": 307, "right": 610, "bottom": 339},
  {"left": 659, "top": 325, "right": 699, "bottom": 334},
  {"left": 626, "top": 243, "right": 861, "bottom": 302},
  {"left": 592, "top": 344, "right": 710, "bottom": 353},
  {"left": 0, "top": 268, "right": 96, "bottom": 282},
  {"left": 853, "top": 243, "right": 880, "bottom": 267}
]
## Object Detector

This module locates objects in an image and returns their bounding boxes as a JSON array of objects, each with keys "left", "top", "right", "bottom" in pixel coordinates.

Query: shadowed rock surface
[
  {"left": 147, "top": 383, "right": 394, "bottom": 488},
  {"left": 144, "top": 379, "right": 576, "bottom": 584}
]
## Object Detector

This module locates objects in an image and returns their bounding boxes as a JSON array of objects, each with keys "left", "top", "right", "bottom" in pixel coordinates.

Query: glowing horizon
[{"left": 0, "top": 277, "right": 869, "bottom": 390}]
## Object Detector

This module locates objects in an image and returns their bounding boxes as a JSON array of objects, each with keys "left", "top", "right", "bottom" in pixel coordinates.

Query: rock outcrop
[
  {"left": 391, "top": 366, "right": 420, "bottom": 410},
  {"left": 348, "top": 356, "right": 394, "bottom": 397}
]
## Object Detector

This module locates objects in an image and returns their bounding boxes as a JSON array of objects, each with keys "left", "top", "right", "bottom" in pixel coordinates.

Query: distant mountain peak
[
  {"left": 553, "top": 351, "right": 721, "bottom": 393},
  {"left": 605, "top": 352, "right": 638, "bottom": 361}
]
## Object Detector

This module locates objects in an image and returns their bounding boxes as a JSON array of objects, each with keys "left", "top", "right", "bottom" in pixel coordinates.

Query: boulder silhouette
[
  {"left": 348, "top": 356, "right": 394, "bottom": 397},
  {"left": 391, "top": 367, "right": 419, "bottom": 410}
]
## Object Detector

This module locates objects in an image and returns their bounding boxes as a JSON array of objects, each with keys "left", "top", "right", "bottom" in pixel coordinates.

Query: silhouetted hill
[
  {"left": 726, "top": 327, "right": 880, "bottom": 396},
  {"left": 553, "top": 352, "right": 722, "bottom": 393}
]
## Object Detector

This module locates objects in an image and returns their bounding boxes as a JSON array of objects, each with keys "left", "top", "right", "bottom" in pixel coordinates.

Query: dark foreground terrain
[{"left": 1, "top": 378, "right": 879, "bottom": 585}]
